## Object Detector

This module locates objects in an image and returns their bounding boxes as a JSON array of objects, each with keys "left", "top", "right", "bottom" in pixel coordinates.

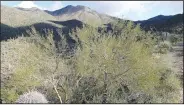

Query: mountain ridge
[
  {"left": 44, "top": 5, "right": 116, "bottom": 26},
  {"left": 135, "top": 13, "right": 183, "bottom": 34},
  {"left": 1, "top": 4, "right": 183, "bottom": 38}
]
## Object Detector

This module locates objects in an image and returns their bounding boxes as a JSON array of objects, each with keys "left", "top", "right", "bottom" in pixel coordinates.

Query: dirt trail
[
  {"left": 161, "top": 41, "right": 183, "bottom": 103},
  {"left": 164, "top": 42, "right": 183, "bottom": 74}
]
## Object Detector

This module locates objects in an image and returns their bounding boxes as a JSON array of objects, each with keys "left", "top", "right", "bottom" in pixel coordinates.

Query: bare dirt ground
[{"left": 161, "top": 41, "right": 183, "bottom": 103}]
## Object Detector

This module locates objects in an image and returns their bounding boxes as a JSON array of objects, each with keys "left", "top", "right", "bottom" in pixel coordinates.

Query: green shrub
[
  {"left": 153, "top": 69, "right": 181, "bottom": 103},
  {"left": 1, "top": 22, "right": 181, "bottom": 103},
  {"left": 169, "top": 35, "right": 179, "bottom": 45},
  {"left": 1, "top": 37, "right": 43, "bottom": 103},
  {"left": 154, "top": 41, "right": 172, "bottom": 54},
  {"left": 72, "top": 22, "right": 180, "bottom": 103},
  {"left": 1, "top": 28, "right": 70, "bottom": 103}
]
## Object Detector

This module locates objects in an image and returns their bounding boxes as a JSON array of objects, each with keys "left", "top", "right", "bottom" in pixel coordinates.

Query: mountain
[
  {"left": 1, "top": 5, "right": 85, "bottom": 40},
  {"left": 135, "top": 14, "right": 183, "bottom": 34},
  {"left": 1, "top": 5, "right": 57, "bottom": 27},
  {"left": 135, "top": 15, "right": 171, "bottom": 27},
  {"left": 1, "top": 5, "right": 119, "bottom": 40},
  {"left": 45, "top": 5, "right": 116, "bottom": 26},
  {"left": 1, "top": 4, "right": 183, "bottom": 41}
]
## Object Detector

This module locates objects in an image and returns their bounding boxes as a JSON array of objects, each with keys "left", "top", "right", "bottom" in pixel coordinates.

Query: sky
[{"left": 1, "top": 1, "right": 183, "bottom": 21}]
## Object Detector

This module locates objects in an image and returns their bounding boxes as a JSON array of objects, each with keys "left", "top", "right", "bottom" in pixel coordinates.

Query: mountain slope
[
  {"left": 45, "top": 5, "right": 116, "bottom": 26},
  {"left": 135, "top": 14, "right": 183, "bottom": 34},
  {"left": 1, "top": 5, "right": 89, "bottom": 40},
  {"left": 1, "top": 5, "right": 119, "bottom": 41},
  {"left": 1, "top": 5, "right": 57, "bottom": 27}
]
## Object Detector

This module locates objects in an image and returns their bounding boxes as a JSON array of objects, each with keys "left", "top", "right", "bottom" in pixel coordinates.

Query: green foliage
[
  {"left": 1, "top": 36, "right": 43, "bottom": 103},
  {"left": 1, "top": 88, "right": 19, "bottom": 103},
  {"left": 1, "top": 21, "right": 181, "bottom": 103},
  {"left": 1, "top": 28, "right": 63, "bottom": 103},
  {"left": 153, "top": 69, "right": 181, "bottom": 103},
  {"left": 169, "top": 35, "right": 180, "bottom": 45},
  {"left": 71, "top": 21, "right": 180, "bottom": 103},
  {"left": 154, "top": 41, "right": 172, "bottom": 54}
]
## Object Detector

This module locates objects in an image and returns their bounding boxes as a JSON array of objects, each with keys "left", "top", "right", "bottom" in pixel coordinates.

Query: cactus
[{"left": 16, "top": 91, "right": 48, "bottom": 103}]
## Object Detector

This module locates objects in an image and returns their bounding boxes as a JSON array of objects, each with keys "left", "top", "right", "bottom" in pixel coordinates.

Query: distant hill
[
  {"left": 1, "top": 4, "right": 183, "bottom": 41},
  {"left": 1, "top": 5, "right": 88, "bottom": 40},
  {"left": 1, "top": 19, "right": 88, "bottom": 41},
  {"left": 1, "top": 5, "right": 57, "bottom": 27},
  {"left": 45, "top": 5, "right": 116, "bottom": 26},
  {"left": 1, "top": 5, "right": 117, "bottom": 40},
  {"left": 135, "top": 14, "right": 183, "bottom": 34}
]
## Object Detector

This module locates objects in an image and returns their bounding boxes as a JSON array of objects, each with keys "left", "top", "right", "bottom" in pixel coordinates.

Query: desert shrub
[
  {"left": 154, "top": 41, "right": 172, "bottom": 54},
  {"left": 169, "top": 35, "right": 180, "bottom": 45},
  {"left": 1, "top": 36, "right": 42, "bottom": 103},
  {"left": 71, "top": 21, "right": 181, "bottom": 103},
  {"left": 70, "top": 76, "right": 104, "bottom": 103},
  {"left": 16, "top": 91, "right": 48, "bottom": 103},
  {"left": 1, "top": 22, "right": 181, "bottom": 103},
  {"left": 23, "top": 28, "right": 78, "bottom": 104},
  {"left": 1, "top": 27, "right": 75, "bottom": 103},
  {"left": 153, "top": 69, "right": 181, "bottom": 103}
]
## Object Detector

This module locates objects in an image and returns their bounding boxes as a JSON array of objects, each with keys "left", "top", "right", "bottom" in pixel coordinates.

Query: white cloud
[
  {"left": 96, "top": 1, "right": 153, "bottom": 20},
  {"left": 13, "top": 1, "right": 183, "bottom": 20},
  {"left": 49, "top": 1, "right": 63, "bottom": 11},
  {"left": 15, "top": 1, "right": 62, "bottom": 11},
  {"left": 16, "top": 1, "right": 45, "bottom": 10},
  {"left": 89, "top": 1, "right": 183, "bottom": 20}
]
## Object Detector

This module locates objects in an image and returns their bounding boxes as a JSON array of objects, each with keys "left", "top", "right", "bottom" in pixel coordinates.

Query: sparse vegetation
[
  {"left": 169, "top": 35, "right": 180, "bottom": 45},
  {"left": 0, "top": 3, "right": 183, "bottom": 103},
  {"left": 154, "top": 41, "right": 172, "bottom": 54},
  {"left": 1, "top": 20, "right": 182, "bottom": 103}
]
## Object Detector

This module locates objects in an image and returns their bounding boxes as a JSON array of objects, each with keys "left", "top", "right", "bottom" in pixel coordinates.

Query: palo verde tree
[{"left": 72, "top": 21, "right": 181, "bottom": 103}]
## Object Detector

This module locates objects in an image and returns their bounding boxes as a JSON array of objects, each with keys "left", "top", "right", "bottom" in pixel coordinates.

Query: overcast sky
[{"left": 1, "top": 1, "right": 183, "bottom": 21}]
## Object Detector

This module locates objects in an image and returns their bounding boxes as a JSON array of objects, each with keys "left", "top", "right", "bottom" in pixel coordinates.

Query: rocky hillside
[
  {"left": 135, "top": 14, "right": 183, "bottom": 34},
  {"left": 1, "top": 4, "right": 183, "bottom": 41},
  {"left": 1, "top": 5, "right": 118, "bottom": 40},
  {"left": 1, "top": 5, "right": 57, "bottom": 27},
  {"left": 1, "top": 5, "right": 88, "bottom": 40},
  {"left": 45, "top": 5, "right": 116, "bottom": 26}
]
